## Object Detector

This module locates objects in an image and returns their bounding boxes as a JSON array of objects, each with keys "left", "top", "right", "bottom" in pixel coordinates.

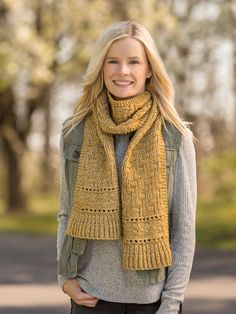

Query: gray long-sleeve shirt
[{"left": 57, "top": 130, "right": 197, "bottom": 314}]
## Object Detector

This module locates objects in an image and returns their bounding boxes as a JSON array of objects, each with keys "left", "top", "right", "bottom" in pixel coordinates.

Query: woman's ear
[{"left": 146, "top": 71, "right": 152, "bottom": 78}]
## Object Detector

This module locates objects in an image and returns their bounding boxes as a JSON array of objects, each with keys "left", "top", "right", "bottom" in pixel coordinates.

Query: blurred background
[
  {"left": 0, "top": 0, "right": 235, "bottom": 313},
  {"left": 1, "top": 0, "right": 235, "bottom": 248}
]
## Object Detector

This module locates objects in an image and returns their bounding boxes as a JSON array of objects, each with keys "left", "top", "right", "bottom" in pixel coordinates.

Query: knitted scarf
[{"left": 66, "top": 90, "right": 172, "bottom": 270}]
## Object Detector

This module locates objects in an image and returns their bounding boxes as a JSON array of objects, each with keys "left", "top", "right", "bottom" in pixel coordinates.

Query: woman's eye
[
  {"left": 107, "top": 60, "right": 139, "bottom": 64},
  {"left": 108, "top": 60, "right": 118, "bottom": 64}
]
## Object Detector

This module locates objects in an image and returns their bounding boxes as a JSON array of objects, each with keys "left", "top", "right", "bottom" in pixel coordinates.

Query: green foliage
[
  {"left": 197, "top": 199, "right": 236, "bottom": 250},
  {"left": 1, "top": 191, "right": 236, "bottom": 250},
  {"left": 0, "top": 212, "right": 57, "bottom": 236},
  {"left": 0, "top": 0, "right": 235, "bottom": 251},
  {"left": 203, "top": 149, "right": 236, "bottom": 202},
  {"left": 195, "top": 150, "right": 236, "bottom": 250},
  {"left": 0, "top": 191, "right": 58, "bottom": 235},
  {"left": 0, "top": 0, "right": 180, "bottom": 89}
]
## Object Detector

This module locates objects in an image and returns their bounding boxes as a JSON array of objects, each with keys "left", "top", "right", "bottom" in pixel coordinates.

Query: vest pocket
[
  {"left": 165, "top": 147, "right": 174, "bottom": 166},
  {"left": 64, "top": 144, "right": 82, "bottom": 161},
  {"left": 148, "top": 268, "right": 166, "bottom": 284},
  {"left": 64, "top": 143, "right": 82, "bottom": 207},
  {"left": 58, "top": 235, "right": 87, "bottom": 277},
  {"left": 58, "top": 235, "right": 73, "bottom": 276},
  {"left": 165, "top": 147, "right": 175, "bottom": 209},
  {"left": 135, "top": 267, "right": 166, "bottom": 285}
]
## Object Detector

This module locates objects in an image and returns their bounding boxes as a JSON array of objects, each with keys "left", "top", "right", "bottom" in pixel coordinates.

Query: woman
[{"left": 57, "top": 21, "right": 197, "bottom": 314}]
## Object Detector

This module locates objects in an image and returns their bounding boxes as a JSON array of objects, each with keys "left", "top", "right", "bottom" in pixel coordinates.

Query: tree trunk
[
  {"left": 2, "top": 137, "right": 27, "bottom": 213},
  {"left": 40, "top": 87, "right": 54, "bottom": 192},
  {"left": 233, "top": 40, "right": 236, "bottom": 144},
  {"left": 0, "top": 87, "right": 27, "bottom": 213}
]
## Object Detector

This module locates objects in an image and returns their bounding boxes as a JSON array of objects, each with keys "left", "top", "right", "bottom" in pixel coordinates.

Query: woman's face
[{"left": 103, "top": 37, "right": 151, "bottom": 99}]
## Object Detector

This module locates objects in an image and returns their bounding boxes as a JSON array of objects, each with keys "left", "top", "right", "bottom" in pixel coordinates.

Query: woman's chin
[{"left": 108, "top": 90, "right": 140, "bottom": 100}]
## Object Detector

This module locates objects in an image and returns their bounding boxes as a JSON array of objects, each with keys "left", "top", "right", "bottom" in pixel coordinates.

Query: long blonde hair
[{"left": 63, "top": 21, "right": 188, "bottom": 134}]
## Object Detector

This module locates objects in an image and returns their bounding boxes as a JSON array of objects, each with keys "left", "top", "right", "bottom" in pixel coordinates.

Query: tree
[
  {"left": 0, "top": 0, "right": 114, "bottom": 212},
  {"left": 0, "top": 0, "right": 235, "bottom": 212},
  {"left": 0, "top": 0, "right": 110, "bottom": 212}
]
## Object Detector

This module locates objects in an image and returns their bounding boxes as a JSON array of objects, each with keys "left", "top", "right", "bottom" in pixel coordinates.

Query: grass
[
  {"left": 0, "top": 191, "right": 58, "bottom": 236},
  {"left": 196, "top": 198, "right": 236, "bottom": 250},
  {"left": 1, "top": 193, "right": 236, "bottom": 250},
  {"left": 0, "top": 212, "right": 57, "bottom": 236}
]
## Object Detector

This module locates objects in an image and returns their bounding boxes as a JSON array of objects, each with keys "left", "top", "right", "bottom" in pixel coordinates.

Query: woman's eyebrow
[
  {"left": 106, "top": 57, "right": 119, "bottom": 60},
  {"left": 130, "top": 56, "right": 140, "bottom": 59},
  {"left": 106, "top": 56, "right": 140, "bottom": 60}
]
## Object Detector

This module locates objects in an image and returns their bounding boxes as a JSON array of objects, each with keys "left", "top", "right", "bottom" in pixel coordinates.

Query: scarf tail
[
  {"left": 67, "top": 90, "right": 172, "bottom": 270},
  {"left": 67, "top": 210, "right": 121, "bottom": 240},
  {"left": 122, "top": 238, "right": 172, "bottom": 270}
]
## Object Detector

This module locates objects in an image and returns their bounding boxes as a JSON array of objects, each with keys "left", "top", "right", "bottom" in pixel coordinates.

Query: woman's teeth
[{"left": 113, "top": 81, "right": 133, "bottom": 86}]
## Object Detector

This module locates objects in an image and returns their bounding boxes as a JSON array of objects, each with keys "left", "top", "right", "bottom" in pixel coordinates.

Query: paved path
[{"left": 0, "top": 234, "right": 236, "bottom": 314}]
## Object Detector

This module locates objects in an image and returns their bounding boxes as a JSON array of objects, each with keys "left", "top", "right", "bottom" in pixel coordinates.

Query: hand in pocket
[{"left": 63, "top": 278, "right": 99, "bottom": 307}]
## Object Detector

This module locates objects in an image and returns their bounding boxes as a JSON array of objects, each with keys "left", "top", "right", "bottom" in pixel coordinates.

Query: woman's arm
[
  {"left": 157, "top": 130, "right": 197, "bottom": 314},
  {"left": 57, "top": 126, "right": 99, "bottom": 307},
  {"left": 57, "top": 131, "right": 70, "bottom": 287}
]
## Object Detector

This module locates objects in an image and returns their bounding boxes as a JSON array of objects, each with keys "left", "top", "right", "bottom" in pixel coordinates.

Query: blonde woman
[{"left": 57, "top": 21, "right": 197, "bottom": 314}]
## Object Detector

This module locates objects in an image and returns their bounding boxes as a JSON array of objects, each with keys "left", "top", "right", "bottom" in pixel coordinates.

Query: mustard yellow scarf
[{"left": 67, "top": 90, "right": 172, "bottom": 270}]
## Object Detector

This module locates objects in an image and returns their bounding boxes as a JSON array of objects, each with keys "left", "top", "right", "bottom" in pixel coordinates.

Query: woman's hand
[{"left": 63, "top": 278, "right": 99, "bottom": 307}]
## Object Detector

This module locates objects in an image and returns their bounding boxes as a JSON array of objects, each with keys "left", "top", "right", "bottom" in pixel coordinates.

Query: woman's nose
[{"left": 118, "top": 63, "right": 130, "bottom": 75}]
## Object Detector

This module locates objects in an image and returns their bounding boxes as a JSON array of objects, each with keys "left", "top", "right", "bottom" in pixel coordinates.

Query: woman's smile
[{"left": 113, "top": 80, "right": 134, "bottom": 86}]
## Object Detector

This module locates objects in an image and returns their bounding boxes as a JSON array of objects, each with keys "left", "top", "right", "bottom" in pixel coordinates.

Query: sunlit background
[
  {"left": 0, "top": 0, "right": 236, "bottom": 313},
  {"left": 1, "top": 0, "right": 235, "bottom": 247}
]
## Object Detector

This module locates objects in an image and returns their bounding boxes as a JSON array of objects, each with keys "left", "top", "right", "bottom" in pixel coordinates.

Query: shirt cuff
[{"left": 156, "top": 296, "right": 182, "bottom": 314}]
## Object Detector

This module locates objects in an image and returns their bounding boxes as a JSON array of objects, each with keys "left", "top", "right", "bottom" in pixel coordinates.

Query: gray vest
[{"left": 58, "top": 118, "right": 182, "bottom": 284}]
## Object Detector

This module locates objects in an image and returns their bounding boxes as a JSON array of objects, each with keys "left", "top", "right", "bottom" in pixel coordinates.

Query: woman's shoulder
[
  {"left": 163, "top": 120, "right": 182, "bottom": 149},
  {"left": 180, "top": 128, "right": 195, "bottom": 153},
  {"left": 61, "top": 116, "right": 87, "bottom": 145}
]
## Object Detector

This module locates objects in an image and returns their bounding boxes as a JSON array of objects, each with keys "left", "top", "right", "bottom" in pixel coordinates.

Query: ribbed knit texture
[{"left": 66, "top": 90, "right": 172, "bottom": 270}]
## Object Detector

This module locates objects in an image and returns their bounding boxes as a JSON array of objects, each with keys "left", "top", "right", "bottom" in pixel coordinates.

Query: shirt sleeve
[{"left": 157, "top": 130, "right": 197, "bottom": 314}]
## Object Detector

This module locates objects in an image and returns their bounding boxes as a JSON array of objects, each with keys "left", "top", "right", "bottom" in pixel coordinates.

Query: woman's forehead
[{"left": 106, "top": 37, "right": 147, "bottom": 58}]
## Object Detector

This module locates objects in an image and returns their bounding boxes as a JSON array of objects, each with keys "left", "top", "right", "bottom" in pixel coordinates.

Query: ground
[{"left": 0, "top": 234, "right": 236, "bottom": 314}]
